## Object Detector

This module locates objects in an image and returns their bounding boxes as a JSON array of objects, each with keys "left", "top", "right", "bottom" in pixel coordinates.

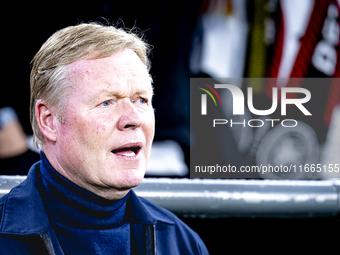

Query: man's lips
[{"left": 111, "top": 142, "right": 142, "bottom": 157}]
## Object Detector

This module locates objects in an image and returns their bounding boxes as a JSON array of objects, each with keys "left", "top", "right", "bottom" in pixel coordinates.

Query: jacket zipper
[
  {"left": 145, "top": 224, "right": 156, "bottom": 255},
  {"left": 40, "top": 231, "right": 56, "bottom": 255}
]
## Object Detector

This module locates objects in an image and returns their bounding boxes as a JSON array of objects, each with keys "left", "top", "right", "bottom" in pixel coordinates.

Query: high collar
[{"left": 0, "top": 160, "right": 173, "bottom": 236}]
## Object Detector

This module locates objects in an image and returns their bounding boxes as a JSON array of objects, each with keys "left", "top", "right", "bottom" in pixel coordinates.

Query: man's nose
[{"left": 116, "top": 99, "right": 143, "bottom": 131}]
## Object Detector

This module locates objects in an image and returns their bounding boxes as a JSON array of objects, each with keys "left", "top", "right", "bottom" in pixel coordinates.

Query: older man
[{"left": 0, "top": 23, "right": 208, "bottom": 254}]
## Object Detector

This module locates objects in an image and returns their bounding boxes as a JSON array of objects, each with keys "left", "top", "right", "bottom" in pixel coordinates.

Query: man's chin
[
  {"left": 86, "top": 168, "right": 145, "bottom": 199},
  {"left": 115, "top": 174, "right": 144, "bottom": 190},
  {"left": 106, "top": 171, "right": 145, "bottom": 192}
]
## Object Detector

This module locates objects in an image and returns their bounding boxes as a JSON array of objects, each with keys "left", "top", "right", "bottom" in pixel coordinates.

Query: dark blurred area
[
  {"left": 180, "top": 216, "right": 340, "bottom": 254},
  {"left": 1, "top": 0, "right": 340, "bottom": 253}
]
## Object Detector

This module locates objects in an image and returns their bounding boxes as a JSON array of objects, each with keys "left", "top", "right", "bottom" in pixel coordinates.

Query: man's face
[{"left": 53, "top": 49, "right": 155, "bottom": 199}]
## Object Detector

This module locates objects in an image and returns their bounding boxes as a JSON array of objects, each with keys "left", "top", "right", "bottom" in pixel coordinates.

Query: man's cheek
[{"left": 95, "top": 124, "right": 108, "bottom": 135}]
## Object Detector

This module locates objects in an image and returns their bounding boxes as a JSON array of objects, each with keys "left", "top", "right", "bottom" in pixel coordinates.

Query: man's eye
[
  {"left": 139, "top": 98, "right": 147, "bottom": 104},
  {"left": 102, "top": 100, "right": 111, "bottom": 106}
]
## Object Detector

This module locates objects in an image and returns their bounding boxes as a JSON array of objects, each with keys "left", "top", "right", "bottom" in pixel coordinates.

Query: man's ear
[{"left": 35, "top": 100, "right": 58, "bottom": 142}]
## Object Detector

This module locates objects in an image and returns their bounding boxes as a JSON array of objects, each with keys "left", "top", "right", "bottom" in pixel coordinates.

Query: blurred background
[{"left": 0, "top": 0, "right": 340, "bottom": 253}]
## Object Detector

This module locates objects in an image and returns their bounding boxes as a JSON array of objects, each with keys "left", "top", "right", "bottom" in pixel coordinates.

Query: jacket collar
[
  {"left": 128, "top": 190, "right": 174, "bottom": 225},
  {"left": 0, "top": 161, "right": 173, "bottom": 236},
  {"left": 0, "top": 162, "right": 50, "bottom": 235}
]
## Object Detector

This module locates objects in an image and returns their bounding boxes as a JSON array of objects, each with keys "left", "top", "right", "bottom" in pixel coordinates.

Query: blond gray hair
[{"left": 30, "top": 23, "right": 151, "bottom": 147}]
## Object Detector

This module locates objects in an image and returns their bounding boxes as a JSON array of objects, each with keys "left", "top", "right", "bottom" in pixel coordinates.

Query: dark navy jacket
[{"left": 0, "top": 162, "right": 209, "bottom": 255}]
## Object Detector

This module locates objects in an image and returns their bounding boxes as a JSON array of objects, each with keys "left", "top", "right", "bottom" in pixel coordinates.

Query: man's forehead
[
  {"left": 67, "top": 50, "right": 150, "bottom": 83},
  {"left": 67, "top": 58, "right": 113, "bottom": 82},
  {"left": 65, "top": 51, "right": 153, "bottom": 98}
]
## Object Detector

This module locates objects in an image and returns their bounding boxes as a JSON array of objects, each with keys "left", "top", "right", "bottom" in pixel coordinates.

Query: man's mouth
[{"left": 111, "top": 145, "right": 141, "bottom": 157}]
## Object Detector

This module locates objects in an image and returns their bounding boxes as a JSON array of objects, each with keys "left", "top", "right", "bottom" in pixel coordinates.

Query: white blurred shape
[{"left": 146, "top": 140, "right": 188, "bottom": 177}]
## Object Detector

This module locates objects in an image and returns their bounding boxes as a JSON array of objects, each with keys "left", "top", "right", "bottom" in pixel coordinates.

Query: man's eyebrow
[
  {"left": 137, "top": 86, "right": 154, "bottom": 97},
  {"left": 96, "top": 85, "right": 154, "bottom": 97}
]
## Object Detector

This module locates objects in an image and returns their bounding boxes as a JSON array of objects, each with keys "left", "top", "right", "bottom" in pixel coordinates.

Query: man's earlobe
[{"left": 36, "top": 100, "right": 58, "bottom": 142}]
